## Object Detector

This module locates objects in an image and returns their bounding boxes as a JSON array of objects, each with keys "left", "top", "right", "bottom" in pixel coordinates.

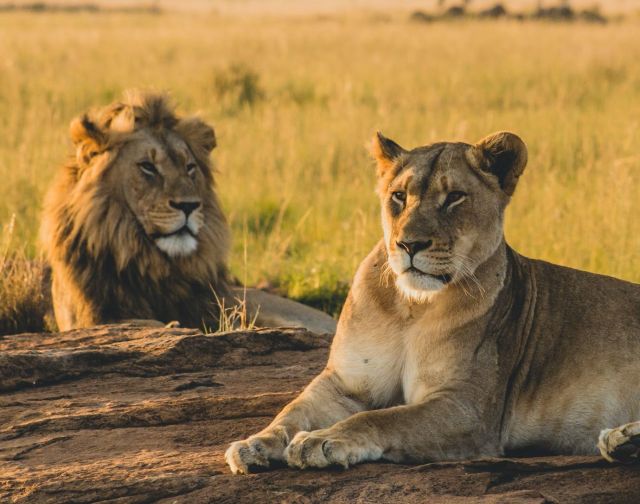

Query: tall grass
[
  {"left": 0, "top": 216, "right": 51, "bottom": 335},
  {"left": 0, "top": 10, "right": 638, "bottom": 326}
]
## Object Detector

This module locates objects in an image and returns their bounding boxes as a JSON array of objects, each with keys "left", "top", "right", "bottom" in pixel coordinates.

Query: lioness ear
[
  {"left": 469, "top": 131, "right": 528, "bottom": 196},
  {"left": 176, "top": 117, "right": 216, "bottom": 159},
  {"left": 69, "top": 114, "right": 108, "bottom": 166},
  {"left": 370, "top": 132, "right": 406, "bottom": 177}
]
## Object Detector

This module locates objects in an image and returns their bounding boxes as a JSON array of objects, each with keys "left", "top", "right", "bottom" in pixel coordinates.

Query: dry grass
[
  {"left": 0, "top": 8, "right": 638, "bottom": 331},
  {"left": 0, "top": 217, "right": 52, "bottom": 335},
  {"left": 210, "top": 288, "right": 260, "bottom": 334}
]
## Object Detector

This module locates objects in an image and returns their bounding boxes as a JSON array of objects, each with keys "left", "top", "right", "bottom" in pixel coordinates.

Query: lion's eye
[
  {"left": 444, "top": 191, "right": 467, "bottom": 209},
  {"left": 186, "top": 163, "right": 197, "bottom": 177},
  {"left": 138, "top": 161, "right": 158, "bottom": 176},
  {"left": 391, "top": 191, "right": 406, "bottom": 204}
]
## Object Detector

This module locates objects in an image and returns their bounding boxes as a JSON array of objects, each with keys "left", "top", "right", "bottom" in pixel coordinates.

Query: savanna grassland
[{"left": 0, "top": 5, "right": 639, "bottom": 330}]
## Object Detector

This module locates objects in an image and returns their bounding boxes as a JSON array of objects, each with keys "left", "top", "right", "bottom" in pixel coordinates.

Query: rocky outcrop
[{"left": 1, "top": 324, "right": 639, "bottom": 503}]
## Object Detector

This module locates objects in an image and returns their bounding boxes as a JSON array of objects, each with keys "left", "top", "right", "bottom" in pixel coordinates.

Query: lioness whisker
[{"left": 451, "top": 253, "right": 486, "bottom": 299}]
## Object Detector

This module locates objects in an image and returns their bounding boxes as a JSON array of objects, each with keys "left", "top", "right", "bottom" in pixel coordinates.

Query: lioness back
[{"left": 505, "top": 255, "right": 640, "bottom": 455}]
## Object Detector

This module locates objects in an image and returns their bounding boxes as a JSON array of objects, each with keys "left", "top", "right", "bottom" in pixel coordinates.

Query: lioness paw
[
  {"left": 285, "top": 430, "right": 378, "bottom": 469},
  {"left": 225, "top": 428, "right": 289, "bottom": 475},
  {"left": 599, "top": 421, "right": 640, "bottom": 463},
  {"left": 285, "top": 431, "right": 331, "bottom": 469},
  {"left": 225, "top": 438, "right": 270, "bottom": 475},
  {"left": 224, "top": 439, "right": 269, "bottom": 474}
]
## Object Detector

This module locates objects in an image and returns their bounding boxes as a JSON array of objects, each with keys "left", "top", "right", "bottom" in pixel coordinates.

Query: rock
[
  {"left": 1, "top": 324, "right": 639, "bottom": 503},
  {"left": 239, "top": 287, "right": 338, "bottom": 335}
]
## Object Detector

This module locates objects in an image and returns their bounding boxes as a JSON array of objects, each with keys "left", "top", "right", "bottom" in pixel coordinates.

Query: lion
[
  {"left": 225, "top": 131, "right": 640, "bottom": 474},
  {"left": 41, "top": 91, "right": 336, "bottom": 334}
]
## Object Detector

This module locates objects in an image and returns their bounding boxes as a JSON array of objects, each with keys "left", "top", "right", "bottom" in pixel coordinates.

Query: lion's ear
[
  {"left": 69, "top": 115, "right": 107, "bottom": 166},
  {"left": 176, "top": 117, "right": 216, "bottom": 159},
  {"left": 370, "top": 132, "right": 406, "bottom": 177},
  {"left": 469, "top": 131, "right": 528, "bottom": 196}
]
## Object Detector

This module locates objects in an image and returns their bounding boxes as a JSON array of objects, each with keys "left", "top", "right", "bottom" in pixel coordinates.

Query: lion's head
[
  {"left": 41, "top": 91, "right": 230, "bottom": 329},
  {"left": 370, "top": 131, "right": 527, "bottom": 302},
  {"left": 66, "top": 91, "right": 226, "bottom": 259}
]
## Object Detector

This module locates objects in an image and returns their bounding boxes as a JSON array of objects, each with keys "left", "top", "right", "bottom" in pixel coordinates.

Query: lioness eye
[
  {"left": 138, "top": 161, "right": 158, "bottom": 176},
  {"left": 392, "top": 191, "right": 406, "bottom": 204},
  {"left": 186, "top": 163, "right": 197, "bottom": 177},
  {"left": 444, "top": 191, "right": 467, "bottom": 208}
]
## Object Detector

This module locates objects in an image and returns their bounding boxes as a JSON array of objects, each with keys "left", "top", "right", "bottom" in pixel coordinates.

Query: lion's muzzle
[{"left": 148, "top": 201, "right": 204, "bottom": 257}]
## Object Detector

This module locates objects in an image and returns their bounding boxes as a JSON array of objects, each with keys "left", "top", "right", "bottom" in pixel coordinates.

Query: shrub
[{"left": 213, "top": 64, "right": 265, "bottom": 109}]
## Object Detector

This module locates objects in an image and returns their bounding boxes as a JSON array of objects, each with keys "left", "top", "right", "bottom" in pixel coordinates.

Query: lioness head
[
  {"left": 371, "top": 131, "right": 527, "bottom": 302},
  {"left": 69, "top": 91, "right": 221, "bottom": 258}
]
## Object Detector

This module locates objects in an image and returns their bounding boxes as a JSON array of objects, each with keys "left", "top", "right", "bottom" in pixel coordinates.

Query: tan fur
[
  {"left": 41, "top": 91, "right": 231, "bottom": 330},
  {"left": 226, "top": 131, "right": 640, "bottom": 473}
]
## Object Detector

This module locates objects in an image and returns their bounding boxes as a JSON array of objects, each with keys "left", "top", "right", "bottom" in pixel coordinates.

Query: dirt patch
[{"left": 1, "top": 324, "right": 639, "bottom": 503}]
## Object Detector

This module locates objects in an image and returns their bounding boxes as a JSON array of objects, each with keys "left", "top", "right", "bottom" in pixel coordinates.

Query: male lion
[
  {"left": 226, "top": 131, "right": 640, "bottom": 473},
  {"left": 41, "top": 92, "right": 336, "bottom": 334}
]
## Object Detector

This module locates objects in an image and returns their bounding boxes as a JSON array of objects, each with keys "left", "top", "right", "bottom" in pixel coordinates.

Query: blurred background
[{"left": 0, "top": 0, "right": 638, "bottom": 333}]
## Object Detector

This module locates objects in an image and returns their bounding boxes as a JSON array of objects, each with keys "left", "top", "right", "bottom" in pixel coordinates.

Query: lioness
[{"left": 226, "top": 131, "right": 640, "bottom": 473}]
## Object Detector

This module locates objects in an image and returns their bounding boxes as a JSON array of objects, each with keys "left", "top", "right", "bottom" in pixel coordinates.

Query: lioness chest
[{"left": 330, "top": 312, "right": 481, "bottom": 408}]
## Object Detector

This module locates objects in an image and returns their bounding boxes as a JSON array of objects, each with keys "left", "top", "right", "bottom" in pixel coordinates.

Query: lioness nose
[
  {"left": 396, "top": 240, "right": 433, "bottom": 257},
  {"left": 170, "top": 200, "right": 201, "bottom": 216}
]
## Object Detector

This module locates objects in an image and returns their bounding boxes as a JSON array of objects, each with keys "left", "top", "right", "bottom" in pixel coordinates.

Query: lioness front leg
[
  {"left": 285, "top": 394, "right": 496, "bottom": 469},
  {"left": 225, "top": 371, "right": 365, "bottom": 474}
]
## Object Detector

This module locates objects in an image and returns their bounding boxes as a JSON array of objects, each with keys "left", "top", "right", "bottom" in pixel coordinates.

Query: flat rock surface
[{"left": 1, "top": 324, "right": 639, "bottom": 503}]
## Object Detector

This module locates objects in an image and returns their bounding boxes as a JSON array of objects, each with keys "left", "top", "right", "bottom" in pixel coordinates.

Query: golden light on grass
[
  {"left": 0, "top": 215, "right": 51, "bottom": 334},
  {"left": 0, "top": 7, "right": 638, "bottom": 326}
]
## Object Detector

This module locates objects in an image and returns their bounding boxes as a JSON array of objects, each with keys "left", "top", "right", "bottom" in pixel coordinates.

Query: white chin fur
[
  {"left": 396, "top": 271, "right": 444, "bottom": 303},
  {"left": 155, "top": 234, "right": 198, "bottom": 257}
]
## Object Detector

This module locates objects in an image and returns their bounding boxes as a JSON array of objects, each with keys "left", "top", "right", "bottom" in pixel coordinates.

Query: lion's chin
[
  {"left": 155, "top": 234, "right": 198, "bottom": 257},
  {"left": 395, "top": 270, "right": 447, "bottom": 303}
]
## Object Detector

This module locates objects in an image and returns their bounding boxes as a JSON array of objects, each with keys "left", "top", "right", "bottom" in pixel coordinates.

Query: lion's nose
[
  {"left": 396, "top": 240, "right": 433, "bottom": 257},
  {"left": 169, "top": 200, "right": 201, "bottom": 216}
]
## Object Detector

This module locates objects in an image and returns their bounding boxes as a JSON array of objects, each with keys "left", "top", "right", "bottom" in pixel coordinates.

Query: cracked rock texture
[{"left": 1, "top": 324, "right": 639, "bottom": 503}]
